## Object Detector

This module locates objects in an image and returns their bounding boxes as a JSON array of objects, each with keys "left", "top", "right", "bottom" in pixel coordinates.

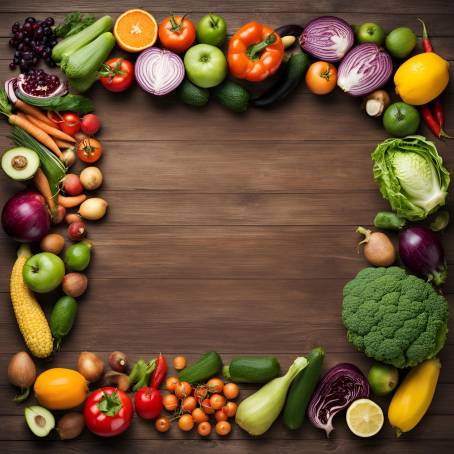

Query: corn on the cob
[{"left": 10, "top": 245, "right": 53, "bottom": 358}]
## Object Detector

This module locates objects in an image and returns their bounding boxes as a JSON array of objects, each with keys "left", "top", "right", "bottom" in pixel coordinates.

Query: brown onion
[
  {"left": 40, "top": 233, "right": 65, "bottom": 254},
  {"left": 80, "top": 166, "right": 103, "bottom": 191},
  {"left": 62, "top": 273, "right": 88, "bottom": 297},
  {"left": 77, "top": 352, "right": 104, "bottom": 382},
  {"left": 109, "top": 351, "right": 128, "bottom": 372},
  {"left": 104, "top": 371, "right": 130, "bottom": 391},
  {"left": 7, "top": 351, "right": 36, "bottom": 402},
  {"left": 57, "top": 412, "right": 85, "bottom": 440}
]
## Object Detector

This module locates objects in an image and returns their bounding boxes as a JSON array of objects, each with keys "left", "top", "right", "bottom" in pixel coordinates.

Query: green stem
[
  {"left": 13, "top": 386, "right": 30, "bottom": 403},
  {"left": 247, "top": 33, "right": 276, "bottom": 60},
  {"left": 417, "top": 18, "right": 429, "bottom": 40},
  {"left": 169, "top": 14, "right": 187, "bottom": 33}
]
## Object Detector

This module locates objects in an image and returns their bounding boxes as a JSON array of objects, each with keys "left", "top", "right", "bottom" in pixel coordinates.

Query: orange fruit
[{"left": 114, "top": 9, "right": 158, "bottom": 52}]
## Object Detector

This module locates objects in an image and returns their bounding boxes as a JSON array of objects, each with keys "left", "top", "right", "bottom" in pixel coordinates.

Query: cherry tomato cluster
[{"left": 157, "top": 362, "right": 240, "bottom": 437}]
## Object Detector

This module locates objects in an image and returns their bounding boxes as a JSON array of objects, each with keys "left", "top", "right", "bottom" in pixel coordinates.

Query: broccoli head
[{"left": 342, "top": 267, "right": 449, "bottom": 368}]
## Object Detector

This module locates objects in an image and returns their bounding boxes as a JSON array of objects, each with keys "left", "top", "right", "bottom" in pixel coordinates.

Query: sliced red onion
[
  {"left": 135, "top": 47, "right": 185, "bottom": 96},
  {"left": 5, "top": 78, "right": 18, "bottom": 103},
  {"left": 300, "top": 16, "right": 354, "bottom": 62},
  {"left": 337, "top": 43, "right": 393, "bottom": 96}
]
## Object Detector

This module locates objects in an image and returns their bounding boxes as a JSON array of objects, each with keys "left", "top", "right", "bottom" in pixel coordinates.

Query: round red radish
[
  {"left": 81, "top": 114, "right": 101, "bottom": 135},
  {"left": 68, "top": 221, "right": 87, "bottom": 241},
  {"left": 63, "top": 174, "right": 84, "bottom": 196}
]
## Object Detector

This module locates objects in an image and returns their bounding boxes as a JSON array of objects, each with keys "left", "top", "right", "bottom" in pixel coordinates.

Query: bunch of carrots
[
  {"left": 418, "top": 19, "right": 451, "bottom": 139},
  {"left": 0, "top": 89, "right": 86, "bottom": 218}
]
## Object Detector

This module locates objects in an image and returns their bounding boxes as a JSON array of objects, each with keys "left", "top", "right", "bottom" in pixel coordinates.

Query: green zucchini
[
  {"left": 50, "top": 296, "right": 78, "bottom": 350},
  {"left": 52, "top": 15, "right": 113, "bottom": 62},
  {"left": 252, "top": 52, "right": 311, "bottom": 107},
  {"left": 283, "top": 347, "right": 325, "bottom": 430},
  {"left": 223, "top": 356, "right": 280, "bottom": 383},
  {"left": 178, "top": 351, "right": 222, "bottom": 384},
  {"left": 61, "top": 32, "right": 115, "bottom": 80},
  {"left": 68, "top": 71, "right": 99, "bottom": 94}
]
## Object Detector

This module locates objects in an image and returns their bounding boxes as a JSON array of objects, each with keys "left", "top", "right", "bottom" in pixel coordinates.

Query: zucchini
[
  {"left": 283, "top": 347, "right": 325, "bottom": 430},
  {"left": 50, "top": 296, "right": 78, "bottom": 350},
  {"left": 252, "top": 52, "right": 311, "bottom": 107},
  {"left": 223, "top": 356, "right": 280, "bottom": 383},
  {"left": 61, "top": 32, "right": 115, "bottom": 80},
  {"left": 68, "top": 71, "right": 99, "bottom": 94},
  {"left": 178, "top": 351, "right": 222, "bottom": 384},
  {"left": 52, "top": 15, "right": 113, "bottom": 62}
]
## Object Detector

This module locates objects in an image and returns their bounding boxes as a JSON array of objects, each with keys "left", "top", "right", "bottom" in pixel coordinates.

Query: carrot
[
  {"left": 25, "top": 114, "right": 76, "bottom": 143},
  {"left": 10, "top": 113, "right": 64, "bottom": 159},
  {"left": 54, "top": 138, "right": 74, "bottom": 149},
  {"left": 58, "top": 194, "right": 87, "bottom": 208},
  {"left": 33, "top": 168, "right": 56, "bottom": 212},
  {"left": 15, "top": 99, "right": 55, "bottom": 127}
]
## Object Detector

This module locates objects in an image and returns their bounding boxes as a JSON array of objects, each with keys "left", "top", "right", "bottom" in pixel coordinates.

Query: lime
[
  {"left": 383, "top": 102, "right": 420, "bottom": 137},
  {"left": 368, "top": 363, "right": 399, "bottom": 396},
  {"left": 385, "top": 27, "right": 417, "bottom": 59},
  {"left": 346, "top": 399, "right": 384, "bottom": 437}
]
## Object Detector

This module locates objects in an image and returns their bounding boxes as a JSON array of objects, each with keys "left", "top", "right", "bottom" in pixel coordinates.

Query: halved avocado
[
  {"left": 1, "top": 147, "right": 39, "bottom": 181},
  {"left": 25, "top": 405, "right": 55, "bottom": 437}
]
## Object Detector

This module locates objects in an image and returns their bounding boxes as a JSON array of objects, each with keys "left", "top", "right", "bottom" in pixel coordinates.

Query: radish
[
  {"left": 81, "top": 114, "right": 101, "bottom": 135},
  {"left": 63, "top": 174, "right": 84, "bottom": 196}
]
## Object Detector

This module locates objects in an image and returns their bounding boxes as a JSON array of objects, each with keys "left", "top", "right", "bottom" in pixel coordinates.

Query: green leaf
[{"left": 97, "top": 390, "right": 122, "bottom": 417}]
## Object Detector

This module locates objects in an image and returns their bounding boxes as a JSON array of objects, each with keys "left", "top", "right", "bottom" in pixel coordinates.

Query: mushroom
[{"left": 363, "top": 90, "right": 391, "bottom": 117}]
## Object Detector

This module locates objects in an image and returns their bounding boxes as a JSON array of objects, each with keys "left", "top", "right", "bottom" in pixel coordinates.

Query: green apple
[
  {"left": 356, "top": 22, "right": 385, "bottom": 45},
  {"left": 196, "top": 14, "right": 227, "bottom": 47},
  {"left": 23, "top": 252, "right": 65, "bottom": 293},
  {"left": 184, "top": 44, "right": 227, "bottom": 88}
]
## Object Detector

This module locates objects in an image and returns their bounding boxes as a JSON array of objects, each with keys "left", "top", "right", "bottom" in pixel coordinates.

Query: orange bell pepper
[{"left": 227, "top": 21, "right": 284, "bottom": 82}]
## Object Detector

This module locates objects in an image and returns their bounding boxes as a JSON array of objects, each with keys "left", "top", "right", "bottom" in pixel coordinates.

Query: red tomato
[
  {"left": 305, "top": 61, "right": 337, "bottom": 95},
  {"left": 99, "top": 58, "right": 135, "bottom": 93},
  {"left": 84, "top": 387, "right": 133, "bottom": 437},
  {"left": 158, "top": 15, "right": 195, "bottom": 53},
  {"left": 77, "top": 137, "right": 103, "bottom": 163},
  {"left": 134, "top": 386, "right": 163, "bottom": 420},
  {"left": 60, "top": 112, "right": 81, "bottom": 136}
]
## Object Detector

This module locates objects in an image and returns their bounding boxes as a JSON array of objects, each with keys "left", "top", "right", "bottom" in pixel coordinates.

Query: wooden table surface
[{"left": 0, "top": 1, "right": 453, "bottom": 452}]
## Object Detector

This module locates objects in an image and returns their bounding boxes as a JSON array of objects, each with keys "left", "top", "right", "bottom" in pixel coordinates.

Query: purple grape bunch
[{"left": 9, "top": 16, "right": 57, "bottom": 72}]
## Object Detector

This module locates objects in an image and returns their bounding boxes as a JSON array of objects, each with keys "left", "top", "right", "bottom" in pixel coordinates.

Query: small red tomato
[
  {"left": 77, "top": 138, "right": 103, "bottom": 163},
  {"left": 181, "top": 396, "right": 197, "bottom": 412},
  {"left": 134, "top": 386, "right": 163, "bottom": 420},
  {"left": 192, "top": 408, "right": 208, "bottom": 423},
  {"left": 201, "top": 398, "right": 215, "bottom": 414},
  {"left": 99, "top": 58, "right": 135, "bottom": 92},
  {"left": 215, "top": 409, "right": 228, "bottom": 422},
  {"left": 197, "top": 421, "right": 211, "bottom": 437},
  {"left": 155, "top": 416, "right": 171, "bottom": 433},
  {"left": 222, "top": 401, "right": 238, "bottom": 417},
  {"left": 209, "top": 393, "right": 225, "bottom": 410},
  {"left": 193, "top": 385, "right": 208, "bottom": 403},
  {"left": 207, "top": 377, "right": 224, "bottom": 394},
  {"left": 223, "top": 383, "right": 239, "bottom": 400},
  {"left": 165, "top": 376, "right": 179, "bottom": 392},
  {"left": 158, "top": 15, "right": 196, "bottom": 53},
  {"left": 81, "top": 114, "right": 101, "bottom": 135},
  {"left": 84, "top": 387, "right": 133, "bottom": 437},
  {"left": 162, "top": 393, "right": 179, "bottom": 412},
  {"left": 60, "top": 112, "right": 81, "bottom": 136},
  {"left": 174, "top": 381, "right": 192, "bottom": 399}
]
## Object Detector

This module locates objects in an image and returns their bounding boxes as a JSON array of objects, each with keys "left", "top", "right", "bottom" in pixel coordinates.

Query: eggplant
[
  {"left": 275, "top": 24, "right": 304, "bottom": 38},
  {"left": 399, "top": 226, "right": 447, "bottom": 286},
  {"left": 252, "top": 53, "right": 310, "bottom": 107}
]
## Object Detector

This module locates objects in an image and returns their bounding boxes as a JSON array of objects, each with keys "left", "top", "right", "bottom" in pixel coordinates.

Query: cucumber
[
  {"left": 61, "top": 32, "right": 116, "bottom": 80},
  {"left": 50, "top": 296, "right": 78, "bottom": 350},
  {"left": 178, "top": 351, "right": 222, "bottom": 384},
  {"left": 69, "top": 71, "right": 99, "bottom": 93},
  {"left": 223, "top": 356, "right": 280, "bottom": 383},
  {"left": 178, "top": 79, "right": 210, "bottom": 107},
  {"left": 52, "top": 15, "right": 113, "bottom": 62},
  {"left": 212, "top": 80, "right": 250, "bottom": 113},
  {"left": 252, "top": 52, "right": 311, "bottom": 107},
  {"left": 283, "top": 347, "right": 325, "bottom": 430}
]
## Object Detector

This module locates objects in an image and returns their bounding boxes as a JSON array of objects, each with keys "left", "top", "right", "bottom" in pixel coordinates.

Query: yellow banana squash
[{"left": 388, "top": 358, "right": 440, "bottom": 435}]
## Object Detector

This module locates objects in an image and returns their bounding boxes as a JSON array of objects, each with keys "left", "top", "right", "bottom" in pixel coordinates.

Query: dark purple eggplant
[
  {"left": 275, "top": 24, "right": 304, "bottom": 38},
  {"left": 399, "top": 226, "right": 447, "bottom": 286},
  {"left": 307, "top": 363, "right": 369, "bottom": 437}
]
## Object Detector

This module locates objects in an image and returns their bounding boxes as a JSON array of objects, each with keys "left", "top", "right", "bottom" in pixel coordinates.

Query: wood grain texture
[{"left": 0, "top": 1, "right": 453, "bottom": 453}]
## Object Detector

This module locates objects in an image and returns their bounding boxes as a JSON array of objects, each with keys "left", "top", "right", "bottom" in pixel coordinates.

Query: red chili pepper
[
  {"left": 417, "top": 18, "right": 434, "bottom": 52},
  {"left": 432, "top": 98, "right": 444, "bottom": 127},
  {"left": 150, "top": 354, "right": 167, "bottom": 389},
  {"left": 420, "top": 105, "right": 452, "bottom": 138}
]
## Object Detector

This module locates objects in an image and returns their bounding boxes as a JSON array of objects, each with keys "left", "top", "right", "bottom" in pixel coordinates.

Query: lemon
[
  {"left": 394, "top": 52, "right": 449, "bottom": 105},
  {"left": 346, "top": 399, "right": 384, "bottom": 437}
]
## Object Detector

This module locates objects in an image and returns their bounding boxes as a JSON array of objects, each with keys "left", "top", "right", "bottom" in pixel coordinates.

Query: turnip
[
  {"left": 79, "top": 166, "right": 103, "bottom": 191},
  {"left": 357, "top": 226, "right": 396, "bottom": 266}
]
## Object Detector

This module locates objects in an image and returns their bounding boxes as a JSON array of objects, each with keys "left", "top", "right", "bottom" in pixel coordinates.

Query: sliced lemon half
[{"left": 346, "top": 398, "right": 384, "bottom": 437}]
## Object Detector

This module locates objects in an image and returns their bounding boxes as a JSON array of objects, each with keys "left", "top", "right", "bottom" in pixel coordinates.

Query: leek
[{"left": 235, "top": 356, "right": 307, "bottom": 435}]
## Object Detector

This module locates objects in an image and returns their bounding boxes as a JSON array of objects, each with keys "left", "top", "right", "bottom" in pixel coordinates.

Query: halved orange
[{"left": 114, "top": 9, "right": 158, "bottom": 53}]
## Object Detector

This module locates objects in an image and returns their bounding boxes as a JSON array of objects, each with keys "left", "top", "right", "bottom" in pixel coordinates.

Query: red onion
[
  {"left": 399, "top": 226, "right": 447, "bottom": 286},
  {"left": 299, "top": 16, "right": 354, "bottom": 62},
  {"left": 135, "top": 47, "right": 184, "bottom": 96},
  {"left": 337, "top": 43, "right": 392, "bottom": 96},
  {"left": 2, "top": 191, "right": 50, "bottom": 242},
  {"left": 308, "top": 363, "right": 369, "bottom": 437}
]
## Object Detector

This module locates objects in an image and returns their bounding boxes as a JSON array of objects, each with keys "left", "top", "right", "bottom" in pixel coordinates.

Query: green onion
[{"left": 11, "top": 126, "right": 66, "bottom": 202}]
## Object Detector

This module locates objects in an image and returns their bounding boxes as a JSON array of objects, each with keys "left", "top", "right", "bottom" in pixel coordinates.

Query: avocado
[
  {"left": 1, "top": 147, "right": 39, "bottom": 181},
  {"left": 178, "top": 78, "right": 210, "bottom": 107},
  {"left": 25, "top": 406, "right": 55, "bottom": 437},
  {"left": 212, "top": 80, "right": 250, "bottom": 113}
]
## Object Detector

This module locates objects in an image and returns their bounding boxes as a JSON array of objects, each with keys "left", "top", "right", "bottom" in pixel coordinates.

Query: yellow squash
[
  {"left": 34, "top": 368, "right": 87, "bottom": 410},
  {"left": 394, "top": 52, "right": 449, "bottom": 105},
  {"left": 10, "top": 245, "right": 53, "bottom": 358},
  {"left": 388, "top": 358, "right": 441, "bottom": 435}
]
